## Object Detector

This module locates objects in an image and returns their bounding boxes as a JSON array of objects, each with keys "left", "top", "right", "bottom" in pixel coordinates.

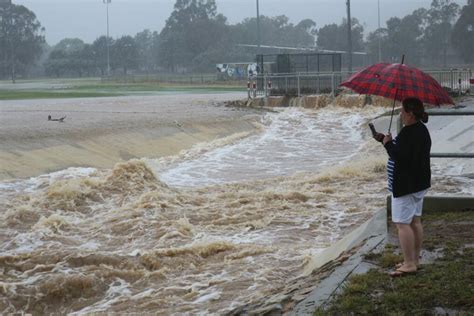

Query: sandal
[
  {"left": 395, "top": 262, "right": 422, "bottom": 270},
  {"left": 390, "top": 268, "right": 417, "bottom": 277}
]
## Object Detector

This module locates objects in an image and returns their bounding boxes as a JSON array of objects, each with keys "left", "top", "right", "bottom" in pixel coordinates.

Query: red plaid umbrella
[{"left": 340, "top": 62, "right": 454, "bottom": 106}]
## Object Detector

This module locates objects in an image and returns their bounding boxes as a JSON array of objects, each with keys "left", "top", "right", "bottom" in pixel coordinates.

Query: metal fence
[
  {"left": 255, "top": 69, "right": 472, "bottom": 97},
  {"left": 255, "top": 72, "right": 345, "bottom": 97},
  {"left": 426, "top": 69, "right": 472, "bottom": 93},
  {"left": 423, "top": 110, "right": 474, "bottom": 159},
  {"left": 256, "top": 53, "right": 342, "bottom": 74},
  {"left": 101, "top": 73, "right": 222, "bottom": 84}
]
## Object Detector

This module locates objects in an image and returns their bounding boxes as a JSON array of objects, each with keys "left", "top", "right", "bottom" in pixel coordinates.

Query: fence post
[
  {"left": 471, "top": 69, "right": 473, "bottom": 95},
  {"left": 450, "top": 69, "right": 454, "bottom": 91},
  {"left": 285, "top": 76, "right": 288, "bottom": 95},
  {"left": 297, "top": 73, "right": 301, "bottom": 97},
  {"left": 264, "top": 75, "right": 267, "bottom": 97},
  {"left": 247, "top": 81, "right": 251, "bottom": 99},
  {"left": 331, "top": 73, "right": 335, "bottom": 96},
  {"left": 459, "top": 72, "right": 462, "bottom": 96}
]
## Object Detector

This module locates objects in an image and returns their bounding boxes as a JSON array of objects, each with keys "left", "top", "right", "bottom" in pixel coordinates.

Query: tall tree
[
  {"left": 44, "top": 38, "right": 91, "bottom": 77},
  {"left": 54, "top": 38, "right": 85, "bottom": 54},
  {"left": 384, "top": 9, "right": 426, "bottom": 65},
  {"left": 44, "top": 49, "right": 67, "bottom": 77},
  {"left": 232, "top": 15, "right": 315, "bottom": 48},
  {"left": 113, "top": 35, "right": 138, "bottom": 74},
  {"left": 366, "top": 28, "right": 390, "bottom": 63},
  {"left": 316, "top": 18, "right": 364, "bottom": 52},
  {"left": 158, "top": 0, "right": 226, "bottom": 72},
  {"left": 423, "top": 0, "right": 460, "bottom": 66},
  {"left": 92, "top": 36, "right": 114, "bottom": 76},
  {"left": 451, "top": 1, "right": 474, "bottom": 63},
  {"left": 135, "top": 29, "right": 156, "bottom": 73},
  {"left": 0, "top": 3, "right": 45, "bottom": 82}
]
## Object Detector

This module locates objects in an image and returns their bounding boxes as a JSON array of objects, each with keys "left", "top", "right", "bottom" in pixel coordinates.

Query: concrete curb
[{"left": 290, "top": 208, "right": 387, "bottom": 315}]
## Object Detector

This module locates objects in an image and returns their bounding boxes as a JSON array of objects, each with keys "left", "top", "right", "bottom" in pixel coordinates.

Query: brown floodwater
[{"left": 1, "top": 99, "right": 471, "bottom": 314}]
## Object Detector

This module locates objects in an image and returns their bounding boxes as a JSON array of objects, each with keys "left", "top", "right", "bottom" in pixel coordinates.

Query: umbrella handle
[
  {"left": 388, "top": 55, "right": 404, "bottom": 133},
  {"left": 388, "top": 90, "right": 399, "bottom": 133}
]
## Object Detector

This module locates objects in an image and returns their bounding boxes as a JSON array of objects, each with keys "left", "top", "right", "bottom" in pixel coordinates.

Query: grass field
[
  {"left": 314, "top": 210, "right": 474, "bottom": 315},
  {"left": 0, "top": 78, "right": 246, "bottom": 100}
]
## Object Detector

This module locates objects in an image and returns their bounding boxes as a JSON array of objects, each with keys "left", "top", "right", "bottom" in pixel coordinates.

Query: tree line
[{"left": 0, "top": 0, "right": 473, "bottom": 80}]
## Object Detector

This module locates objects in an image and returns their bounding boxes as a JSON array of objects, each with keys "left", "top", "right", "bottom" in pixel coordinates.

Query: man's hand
[
  {"left": 373, "top": 132, "right": 384, "bottom": 143},
  {"left": 383, "top": 133, "right": 392, "bottom": 145}
]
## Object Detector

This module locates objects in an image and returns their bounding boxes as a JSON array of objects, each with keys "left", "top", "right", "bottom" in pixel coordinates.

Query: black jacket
[{"left": 384, "top": 121, "right": 431, "bottom": 198}]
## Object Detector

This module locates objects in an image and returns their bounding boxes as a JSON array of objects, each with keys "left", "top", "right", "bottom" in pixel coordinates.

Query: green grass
[
  {"left": 73, "top": 83, "right": 246, "bottom": 93},
  {"left": 0, "top": 90, "right": 120, "bottom": 100},
  {"left": 0, "top": 80, "right": 246, "bottom": 100},
  {"left": 315, "top": 210, "right": 474, "bottom": 315}
]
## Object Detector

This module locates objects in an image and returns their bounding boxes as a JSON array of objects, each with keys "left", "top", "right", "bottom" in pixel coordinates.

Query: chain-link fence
[{"left": 254, "top": 69, "right": 472, "bottom": 97}]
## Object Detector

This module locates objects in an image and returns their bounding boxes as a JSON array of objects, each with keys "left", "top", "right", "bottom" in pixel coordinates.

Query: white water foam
[
  {"left": 159, "top": 108, "right": 368, "bottom": 187},
  {"left": 0, "top": 167, "right": 97, "bottom": 199}
]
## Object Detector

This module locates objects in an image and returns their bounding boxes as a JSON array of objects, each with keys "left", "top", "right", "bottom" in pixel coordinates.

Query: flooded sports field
[{"left": 0, "top": 95, "right": 472, "bottom": 314}]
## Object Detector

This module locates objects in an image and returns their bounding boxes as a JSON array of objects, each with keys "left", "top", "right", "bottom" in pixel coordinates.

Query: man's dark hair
[{"left": 402, "top": 97, "right": 428, "bottom": 123}]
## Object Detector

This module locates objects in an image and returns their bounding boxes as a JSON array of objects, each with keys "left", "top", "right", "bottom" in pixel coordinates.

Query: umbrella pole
[
  {"left": 388, "top": 55, "right": 405, "bottom": 133},
  {"left": 388, "top": 90, "right": 398, "bottom": 133}
]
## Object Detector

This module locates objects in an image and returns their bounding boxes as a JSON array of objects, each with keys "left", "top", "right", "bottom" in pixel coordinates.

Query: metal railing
[
  {"left": 101, "top": 73, "right": 222, "bottom": 84},
  {"left": 396, "top": 110, "right": 474, "bottom": 159},
  {"left": 255, "top": 69, "right": 472, "bottom": 97},
  {"left": 427, "top": 110, "right": 474, "bottom": 159},
  {"left": 427, "top": 69, "right": 472, "bottom": 93},
  {"left": 255, "top": 72, "right": 347, "bottom": 97}
]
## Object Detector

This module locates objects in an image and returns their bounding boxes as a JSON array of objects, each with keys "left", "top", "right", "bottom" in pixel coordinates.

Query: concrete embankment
[{"left": 0, "top": 94, "right": 260, "bottom": 180}]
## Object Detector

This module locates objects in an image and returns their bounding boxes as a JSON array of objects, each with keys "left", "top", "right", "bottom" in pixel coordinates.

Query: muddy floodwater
[{"left": 0, "top": 99, "right": 472, "bottom": 314}]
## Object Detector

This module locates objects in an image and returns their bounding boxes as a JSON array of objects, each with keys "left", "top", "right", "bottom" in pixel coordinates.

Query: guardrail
[
  {"left": 254, "top": 69, "right": 472, "bottom": 97},
  {"left": 425, "top": 110, "right": 473, "bottom": 159}
]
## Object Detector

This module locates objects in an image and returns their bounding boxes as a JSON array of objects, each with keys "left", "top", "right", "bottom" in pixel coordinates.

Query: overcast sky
[{"left": 14, "top": 0, "right": 468, "bottom": 46}]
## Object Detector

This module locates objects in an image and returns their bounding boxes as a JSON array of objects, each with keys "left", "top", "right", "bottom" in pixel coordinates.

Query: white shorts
[{"left": 391, "top": 189, "right": 428, "bottom": 224}]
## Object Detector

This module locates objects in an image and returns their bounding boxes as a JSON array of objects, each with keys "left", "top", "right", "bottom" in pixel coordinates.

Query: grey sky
[{"left": 14, "top": 0, "right": 467, "bottom": 46}]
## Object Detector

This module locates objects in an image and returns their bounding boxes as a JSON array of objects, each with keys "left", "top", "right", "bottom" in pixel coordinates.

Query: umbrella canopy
[{"left": 340, "top": 62, "right": 454, "bottom": 106}]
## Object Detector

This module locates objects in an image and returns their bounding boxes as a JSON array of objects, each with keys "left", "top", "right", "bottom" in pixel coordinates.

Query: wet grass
[
  {"left": 314, "top": 210, "right": 474, "bottom": 315},
  {"left": 0, "top": 90, "right": 120, "bottom": 100},
  {"left": 0, "top": 79, "right": 246, "bottom": 100},
  {"left": 72, "top": 83, "right": 246, "bottom": 93}
]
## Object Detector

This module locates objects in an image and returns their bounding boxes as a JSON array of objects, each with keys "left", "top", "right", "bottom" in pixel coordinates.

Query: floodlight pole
[
  {"left": 256, "top": 0, "right": 261, "bottom": 53},
  {"left": 346, "top": 0, "right": 352, "bottom": 73},
  {"left": 104, "top": 0, "right": 111, "bottom": 76},
  {"left": 378, "top": 0, "right": 382, "bottom": 62}
]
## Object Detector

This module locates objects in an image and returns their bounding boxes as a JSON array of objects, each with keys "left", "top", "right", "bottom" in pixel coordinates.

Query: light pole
[
  {"left": 256, "top": 0, "right": 261, "bottom": 53},
  {"left": 378, "top": 0, "right": 382, "bottom": 62},
  {"left": 346, "top": 0, "right": 352, "bottom": 73},
  {"left": 103, "top": 0, "right": 111, "bottom": 76}
]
